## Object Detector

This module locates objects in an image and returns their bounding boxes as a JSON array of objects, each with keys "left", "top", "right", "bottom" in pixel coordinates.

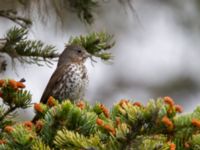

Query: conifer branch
[
  {"left": 54, "top": 128, "right": 100, "bottom": 149},
  {"left": 0, "top": 27, "right": 114, "bottom": 72},
  {"left": 0, "top": 79, "right": 32, "bottom": 125},
  {"left": 69, "top": 31, "right": 115, "bottom": 61},
  {"left": 0, "top": 106, "right": 17, "bottom": 122},
  {"left": 1, "top": 75, "right": 200, "bottom": 149},
  {"left": 0, "top": 27, "right": 59, "bottom": 69},
  {"left": 31, "top": 139, "right": 51, "bottom": 150},
  {"left": 3, "top": 79, "right": 200, "bottom": 149}
]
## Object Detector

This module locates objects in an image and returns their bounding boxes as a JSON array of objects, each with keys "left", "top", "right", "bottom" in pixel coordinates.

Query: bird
[{"left": 32, "top": 44, "right": 90, "bottom": 122}]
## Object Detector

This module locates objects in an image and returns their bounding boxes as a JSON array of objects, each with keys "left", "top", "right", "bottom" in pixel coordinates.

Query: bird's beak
[
  {"left": 84, "top": 51, "right": 91, "bottom": 59},
  {"left": 84, "top": 51, "right": 97, "bottom": 63}
]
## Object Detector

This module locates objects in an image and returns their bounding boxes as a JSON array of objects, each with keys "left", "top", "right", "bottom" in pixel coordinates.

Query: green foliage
[
  {"left": 39, "top": 100, "right": 97, "bottom": 144},
  {"left": 0, "top": 79, "right": 31, "bottom": 108},
  {"left": 69, "top": 31, "right": 115, "bottom": 61},
  {"left": 1, "top": 27, "right": 59, "bottom": 67},
  {"left": 4, "top": 124, "right": 35, "bottom": 150},
  {"left": 190, "top": 134, "right": 200, "bottom": 149},
  {"left": 0, "top": 79, "right": 31, "bottom": 130},
  {"left": 31, "top": 97, "right": 200, "bottom": 149},
  {"left": 129, "top": 135, "right": 169, "bottom": 150},
  {"left": 31, "top": 139, "right": 51, "bottom": 150},
  {"left": 1, "top": 79, "right": 200, "bottom": 149},
  {"left": 68, "top": 0, "right": 98, "bottom": 24},
  {"left": 0, "top": 144, "right": 10, "bottom": 150},
  {"left": 0, "top": 4, "right": 115, "bottom": 71},
  {"left": 0, "top": 25, "right": 114, "bottom": 72},
  {"left": 0, "top": 105, "right": 13, "bottom": 133},
  {"left": 54, "top": 128, "right": 100, "bottom": 149}
]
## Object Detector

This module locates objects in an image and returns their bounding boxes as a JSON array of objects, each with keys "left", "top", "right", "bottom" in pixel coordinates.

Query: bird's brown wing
[
  {"left": 40, "top": 64, "right": 69, "bottom": 104},
  {"left": 32, "top": 65, "right": 68, "bottom": 122}
]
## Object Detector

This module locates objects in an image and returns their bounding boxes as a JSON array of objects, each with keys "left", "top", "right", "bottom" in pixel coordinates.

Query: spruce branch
[
  {"left": 31, "top": 139, "right": 51, "bottom": 150},
  {"left": 38, "top": 100, "right": 98, "bottom": 145},
  {"left": 68, "top": 31, "right": 115, "bottom": 61},
  {"left": 54, "top": 128, "right": 100, "bottom": 149},
  {"left": 190, "top": 134, "right": 200, "bottom": 149},
  {"left": 0, "top": 27, "right": 59, "bottom": 68},
  {"left": 0, "top": 79, "right": 31, "bottom": 125},
  {"left": 0, "top": 106, "right": 17, "bottom": 123},
  {"left": 0, "top": 28, "right": 114, "bottom": 72},
  {"left": 4, "top": 124, "right": 36, "bottom": 149},
  {"left": 0, "top": 106, "right": 13, "bottom": 130},
  {"left": 1, "top": 79, "right": 200, "bottom": 149}
]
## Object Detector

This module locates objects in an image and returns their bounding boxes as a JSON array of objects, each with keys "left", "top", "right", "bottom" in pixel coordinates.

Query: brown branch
[
  {"left": 0, "top": 9, "right": 32, "bottom": 28},
  {"left": 0, "top": 106, "right": 17, "bottom": 122}
]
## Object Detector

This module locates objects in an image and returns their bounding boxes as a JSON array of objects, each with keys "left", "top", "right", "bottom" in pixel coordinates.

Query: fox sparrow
[
  {"left": 32, "top": 44, "right": 90, "bottom": 121},
  {"left": 40, "top": 45, "right": 90, "bottom": 103}
]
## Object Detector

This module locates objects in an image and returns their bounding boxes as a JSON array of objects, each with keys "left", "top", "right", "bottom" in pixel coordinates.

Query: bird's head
[{"left": 57, "top": 45, "right": 90, "bottom": 66}]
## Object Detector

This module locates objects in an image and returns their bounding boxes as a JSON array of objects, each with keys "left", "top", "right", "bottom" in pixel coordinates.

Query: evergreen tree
[{"left": 0, "top": 80, "right": 200, "bottom": 149}]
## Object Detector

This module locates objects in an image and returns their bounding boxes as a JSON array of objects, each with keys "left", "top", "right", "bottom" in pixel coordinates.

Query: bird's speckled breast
[{"left": 52, "top": 63, "right": 88, "bottom": 101}]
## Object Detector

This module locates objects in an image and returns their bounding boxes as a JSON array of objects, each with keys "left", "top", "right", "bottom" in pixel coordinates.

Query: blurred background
[{"left": 0, "top": 0, "right": 200, "bottom": 120}]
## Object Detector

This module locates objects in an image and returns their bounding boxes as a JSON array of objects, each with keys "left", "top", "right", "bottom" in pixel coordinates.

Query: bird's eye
[{"left": 77, "top": 50, "right": 82, "bottom": 53}]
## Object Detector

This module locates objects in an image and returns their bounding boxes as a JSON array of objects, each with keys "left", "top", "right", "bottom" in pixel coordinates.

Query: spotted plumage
[
  {"left": 32, "top": 45, "right": 90, "bottom": 122},
  {"left": 40, "top": 45, "right": 90, "bottom": 103},
  {"left": 51, "top": 63, "right": 88, "bottom": 101}
]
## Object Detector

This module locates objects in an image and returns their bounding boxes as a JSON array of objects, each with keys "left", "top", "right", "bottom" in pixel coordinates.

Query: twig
[
  {"left": 0, "top": 9, "right": 32, "bottom": 28},
  {"left": 0, "top": 106, "right": 17, "bottom": 122}
]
